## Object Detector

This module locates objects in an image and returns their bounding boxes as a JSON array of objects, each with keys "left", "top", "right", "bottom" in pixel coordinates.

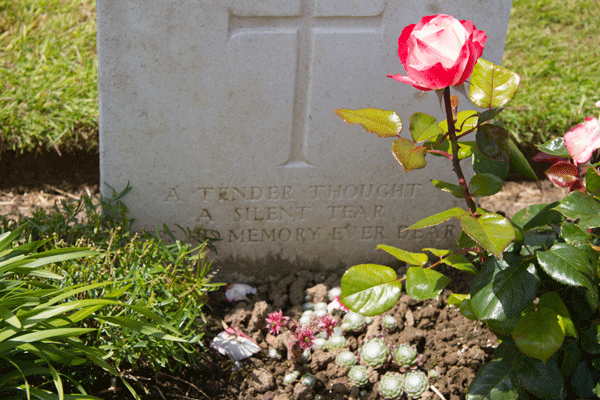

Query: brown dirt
[{"left": 0, "top": 152, "right": 568, "bottom": 399}]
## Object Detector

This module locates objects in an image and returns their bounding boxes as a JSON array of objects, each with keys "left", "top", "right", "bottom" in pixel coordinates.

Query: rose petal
[
  {"left": 225, "top": 283, "right": 257, "bottom": 302},
  {"left": 210, "top": 327, "right": 260, "bottom": 361},
  {"left": 563, "top": 116, "right": 600, "bottom": 165}
]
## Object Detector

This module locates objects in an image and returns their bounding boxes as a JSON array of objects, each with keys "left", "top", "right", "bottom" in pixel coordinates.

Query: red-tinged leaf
[
  {"left": 545, "top": 161, "right": 580, "bottom": 188},
  {"left": 335, "top": 108, "right": 402, "bottom": 138},
  {"left": 569, "top": 179, "right": 585, "bottom": 193},
  {"left": 531, "top": 152, "right": 569, "bottom": 164},
  {"left": 391, "top": 138, "right": 427, "bottom": 173}
]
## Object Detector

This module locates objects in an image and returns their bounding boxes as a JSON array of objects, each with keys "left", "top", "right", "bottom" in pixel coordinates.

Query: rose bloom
[
  {"left": 564, "top": 116, "right": 600, "bottom": 166},
  {"left": 388, "top": 14, "right": 487, "bottom": 91}
]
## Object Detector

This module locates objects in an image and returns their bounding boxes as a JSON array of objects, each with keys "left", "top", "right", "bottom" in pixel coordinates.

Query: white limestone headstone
[{"left": 97, "top": 0, "right": 513, "bottom": 280}]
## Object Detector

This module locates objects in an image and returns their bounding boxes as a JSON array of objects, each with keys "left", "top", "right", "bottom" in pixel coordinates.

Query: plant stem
[{"left": 443, "top": 87, "right": 477, "bottom": 214}]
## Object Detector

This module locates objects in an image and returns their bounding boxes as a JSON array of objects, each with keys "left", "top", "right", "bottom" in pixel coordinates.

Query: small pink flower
[
  {"left": 317, "top": 314, "right": 337, "bottom": 338},
  {"left": 564, "top": 116, "right": 600, "bottom": 166},
  {"left": 294, "top": 325, "right": 317, "bottom": 350},
  {"left": 265, "top": 310, "right": 290, "bottom": 335}
]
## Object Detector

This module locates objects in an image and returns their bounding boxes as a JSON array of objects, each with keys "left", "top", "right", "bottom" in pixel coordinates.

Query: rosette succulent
[
  {"left": 383, "top": 315, "right": 398, "bottom": 331},
  {"left": 312, "top": 337, "right": 327, "bottom": 350},
  {"left": 301, "top": 373, "right": 317, "bottom": 387},
  {"left": 403, "top": 370, "right": 429, "bottom": 398},
  {"left": 359, "top": 337, "right": 389, "bottom": 368},
  {"left": 379, "top": 372, "right": 404, "bottom": 400},
  {"left": 283, "top": 370, "right": 300, "bottom": 385},
  {"left": 392, "top": 344, "right": 419, "bottom": 369},
  {"left": 336, "top": 350, "right": 357, "bottom": 367},
  {"left": 328, "top": 287, "right": 342, "bottom": 300},
  {"left": 348, "top": 365, "right": 369, "bottom": 387},
  {"left": 343, "top": 311, "right": 366, "bottom": 332},
  {"left": 327, "top": 335, "right": 348, "bottom": 350}
]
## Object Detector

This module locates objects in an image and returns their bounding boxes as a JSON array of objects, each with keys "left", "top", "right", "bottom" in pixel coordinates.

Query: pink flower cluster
[{"left": 265, "top": 310, "right": 337, "bottom": 360}]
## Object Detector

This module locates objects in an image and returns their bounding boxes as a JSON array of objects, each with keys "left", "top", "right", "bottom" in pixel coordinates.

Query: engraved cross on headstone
[{"left": 228, "top": 0, "right": 384, "bottom": 168}]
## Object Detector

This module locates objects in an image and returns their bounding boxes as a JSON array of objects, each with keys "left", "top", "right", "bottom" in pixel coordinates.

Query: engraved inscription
[
  {"left": 229, "top": 227, "right": 321, "bottom": 243},
  {"left": 331, "top": 225, "right": 385, "bottom": 241},
  {"left": 197, "top": 186, "right": 293, "bottom": 202},
  {"left": 233, "top": 206, "right": 311, "bottom": 221},
  {"left": 180, "top": 183, "right": 453, "bottom": 245},
  {"left": 309, "top": 184, "right": 421, "bottom": 200},
  {"left": 327, "top": 205, "right": 384, "bottom": 220}
]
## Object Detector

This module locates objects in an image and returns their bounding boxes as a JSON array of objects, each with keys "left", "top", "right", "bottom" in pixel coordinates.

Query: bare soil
[{"left": 0, "top": 152, "right": 568, "bottom": 399}]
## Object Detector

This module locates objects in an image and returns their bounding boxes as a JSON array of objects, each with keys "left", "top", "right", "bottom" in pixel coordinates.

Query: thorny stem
[{"left": 443, "top": 87, "right": 477, "bottom": 214}]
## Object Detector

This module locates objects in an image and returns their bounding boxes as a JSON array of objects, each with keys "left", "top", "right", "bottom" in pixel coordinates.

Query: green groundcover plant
[
  {"left": 336, "top": 13, "right": 600, "bottom": 399},
  {"left": 1, "top": 185, "right": 224, "bottom": 373},
  {"left": 0, "top": 223, "right": 189, "bottom": 400}
]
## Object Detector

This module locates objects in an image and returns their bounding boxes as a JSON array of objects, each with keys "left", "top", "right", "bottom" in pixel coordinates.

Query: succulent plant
[
  {"left": 314, "top": 301, "right": 328, "bottom": 311},
  {"left": 383, "top": 315, "right": 398, "bottom": 331},
  {"left": 299, "top": 348, "right": 311, "bottom": 364},
  {"left": 303, "top": 301, "right": 314, "bottom": 311},
  {"left": 299, "top": 313, "right": 314, "bottom": 326},
  {"left": 359, "top": 337, "right": 389, "bottom": 368},
  {"left": 364, "top": 316, "right": 373, "bottom": 325},
  {"left": 403, "top": 370, "right": 429, "bottom": 398},
  {"left": 314, "top": 308, "right": 328, "bottom": 318},
  {"left": 348, "top": 365, "right": 369, "bottom": 387},
  {"left": 428, "top": 369, "right": 439, "bottom": 381},
  {"left": 328, "top": 287, "right": 342, "bottom": 300},
  {"left": 378, "top": 372, "right": 404, "bottom": 400},
  {"left": 312, "top": 337, "right": 327, "bottom": 350},
  {"left": 392, "top": 343, "right": 418, "bottom": 369},
  {"left": 301, "top": 372, "right": 317, "bottom": 387},
  {"left": 283, "top": 370, "right": 300, "bottom": 385},
  {"left": 343, "top": 311, "right": 366, "bottom": 332},
  {"left": 268, "top": 348, "right": 282, "bottom": 360},
  {"left": 327, "top": 335, "right": 348, "bottom": 350},
  {"left": 336, "top": 350, "right": 357, "bottom": 367}
]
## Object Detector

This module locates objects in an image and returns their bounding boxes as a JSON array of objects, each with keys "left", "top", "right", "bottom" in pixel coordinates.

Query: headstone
[{"left": 97, "top": 0, "right": 513, "bottom": 281}]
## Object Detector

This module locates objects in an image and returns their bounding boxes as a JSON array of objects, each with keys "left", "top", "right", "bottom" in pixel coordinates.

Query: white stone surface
[{"left": 97, "top": 0, "right": 513, "bottom": 280}]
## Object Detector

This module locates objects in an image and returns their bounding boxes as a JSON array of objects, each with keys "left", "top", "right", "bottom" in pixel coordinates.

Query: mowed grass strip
[{"left": 0, "top": 0, "right": 97, "bottom": 154}]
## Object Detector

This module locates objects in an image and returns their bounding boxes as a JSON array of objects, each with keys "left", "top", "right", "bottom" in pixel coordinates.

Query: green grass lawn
[
  {"left": 0, "top": 0, "right": 97, "bottom": 154},
  {"left": 0, "top": 0, "right": 598, "bottom": 155}
]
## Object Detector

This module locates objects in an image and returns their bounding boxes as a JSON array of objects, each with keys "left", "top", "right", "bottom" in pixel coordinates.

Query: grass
[
  {"left": 0, "top": 0, "right": 598, "bottom": 154},
  {"left": 0, "top": 0, "right": 98, "bottom": 154},
  {"left": 500, "top": 0, "right": 600, "bottom": 152}
]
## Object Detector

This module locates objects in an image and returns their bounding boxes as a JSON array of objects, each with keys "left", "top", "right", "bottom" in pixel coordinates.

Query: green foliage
[
  {"left": 0, "top": 185, "right": 223, "bottom": 373},
  {"left": 0, "top": 225, "right": 184, "bottom": 399}
]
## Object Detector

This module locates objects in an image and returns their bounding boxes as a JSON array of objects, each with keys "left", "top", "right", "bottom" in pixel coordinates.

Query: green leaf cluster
[{"left": 0, "top": 185, "right": 224, "bottom": 394}]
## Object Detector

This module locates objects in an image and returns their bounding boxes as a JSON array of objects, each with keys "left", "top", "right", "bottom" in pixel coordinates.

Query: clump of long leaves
[
  {"left": 0, "top": 224, "right": 185, "bottom": 399},
  {"left": 1, "top": 184, "right": 224, "bottom": 372}
]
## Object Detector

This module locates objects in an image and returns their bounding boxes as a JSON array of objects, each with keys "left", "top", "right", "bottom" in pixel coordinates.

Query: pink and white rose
[
  {"left": 388, "top": 14, "right": 487, "bottom": 91},
  {"left": 563, "top": 116, "right": 600, "bottom": 166}
]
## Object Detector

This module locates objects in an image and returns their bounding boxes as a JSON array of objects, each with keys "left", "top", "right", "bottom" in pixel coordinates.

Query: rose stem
[{"left": 443, "top": 86, "right": 477, "bottom": 214}]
